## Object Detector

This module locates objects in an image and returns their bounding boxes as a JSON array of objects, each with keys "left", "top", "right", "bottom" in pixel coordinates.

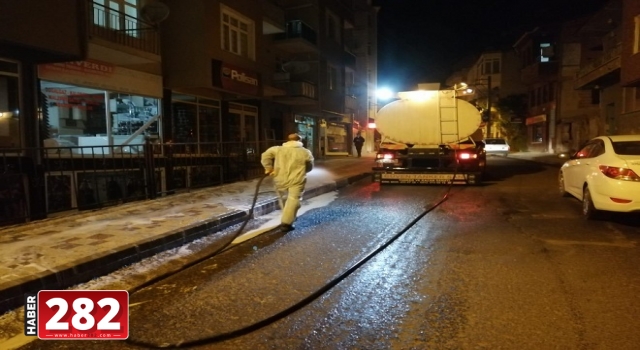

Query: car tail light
[
  {"left": 610, "top": 197, "right": 632, "bottom": 204},
  {"left": 599, "top": 165, "right": 640, "bottom": 181}
]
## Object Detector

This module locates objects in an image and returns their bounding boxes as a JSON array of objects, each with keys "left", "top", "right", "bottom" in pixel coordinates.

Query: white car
[
  {"left": 558, "top": 135, "right": 640, "bottom": 219},
  {"left": 484, "top": 138, "right": 510, "bottom": 156}
]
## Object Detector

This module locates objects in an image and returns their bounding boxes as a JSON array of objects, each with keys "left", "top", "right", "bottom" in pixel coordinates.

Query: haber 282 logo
[{"left": 25, "top": 290, "right": 129, "bottom": 340}]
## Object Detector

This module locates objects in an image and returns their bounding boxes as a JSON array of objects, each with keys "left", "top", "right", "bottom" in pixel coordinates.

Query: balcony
[
  {"left": 262, "top": 0, "right": 285, "bottom": 35},
  {"left": 273, "top": 81, "right": 318, "bottom": 105},
  {"left": 345, "top": 94, "right": 357, "bottom": 110},
  {"left": 574, "top": 44, "right": 621, "bottom": 90},
  {"left": 520, "top": 61, "right": 559, "bottom": 85},
  {"left": 272, "top": 20, "right": 318, "bottom": 53},
  {"left": 89, "top": 2, "right": 160, "bottom": 55},
  {"left": 344, "top": 50, "right": 356, "bottom": 69}
]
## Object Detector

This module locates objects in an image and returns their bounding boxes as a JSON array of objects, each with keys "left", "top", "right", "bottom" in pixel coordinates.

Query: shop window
[
  {"left": 41, "top": 81, "right": 160, "bottom": 150},
  {"left": 532, "top": 124, "right": 544, "bottom": 143},
  {"left": 172, "top": 96, "right": 221, "bottom": 153},
  {"left": 109, "top": 93, "right": 159, "bottom": 142},
  {"left": 0, "top": 60, "right": 20, "bottom": 148},
  {"left": 221, "top": 5, "right": 254, "bottom": 60},
  {"left": 324, "top": 122, "right": 348, "bottom": 153}
]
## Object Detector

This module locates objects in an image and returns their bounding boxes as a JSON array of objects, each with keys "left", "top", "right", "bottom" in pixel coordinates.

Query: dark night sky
[{"left": 374, "top": 0, "right": 611, "bottom": 91}]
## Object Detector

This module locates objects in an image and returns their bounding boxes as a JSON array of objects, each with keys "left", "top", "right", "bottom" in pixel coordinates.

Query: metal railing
[
  {"left": 89, "top": 2, "right": 160, "bottom": 55},
  {"left": 0, "top": 139, "right": 282, "bottom": 226}
]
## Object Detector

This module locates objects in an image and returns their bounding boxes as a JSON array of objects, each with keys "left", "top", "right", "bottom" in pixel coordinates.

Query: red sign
[
  {"left": 28, "top": 290, "right": 129, "bottom": 340},
  {"left": 212, "top": 60, "right": 260, "bottom": 96}
]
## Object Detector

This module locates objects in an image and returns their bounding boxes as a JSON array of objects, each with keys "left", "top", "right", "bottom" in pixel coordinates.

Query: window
[
  {"left": 221, "top": 5, "right": 254, "bottom": 60},
  {"left": 0, "top": 59, "right": 20, "bottom": 148},
  {"left": 326, "top": 10, "right": 341, "bottom": 43},
  {"left": 482, "top": 58, "right": 500, "bottom": 75},
  {"left": 40, "top": 81, "right": 160, "bottom": 149},
  {"left": 172, "top": 95, "right": 221, "bottom": 151},
  {"left": 540, "top": 43, "right": 553, "bottom": 62},
  {"left": 623, "top": 87, "right": 640, "bottom": 113},
  {"left": 327, "top": 65, "right": 338, "bottom": 90},
  {"left": 93, "top": 0, "right": 138, "bottom": 36}
]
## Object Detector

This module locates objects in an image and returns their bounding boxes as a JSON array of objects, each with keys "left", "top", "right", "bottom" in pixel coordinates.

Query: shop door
[{"left": 228, "top": 103, "right": 258, "bottom": 155}]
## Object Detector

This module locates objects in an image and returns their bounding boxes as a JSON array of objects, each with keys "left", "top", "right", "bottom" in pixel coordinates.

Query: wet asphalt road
[{"left": 16, "top": 156, "right": 640, "bottom": 349}]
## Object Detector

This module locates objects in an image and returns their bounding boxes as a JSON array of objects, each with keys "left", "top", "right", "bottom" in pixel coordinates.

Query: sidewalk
[
  {"left": 507, "top": 151, "right": 566, "bottom": 166},
  {"left": 0, "top": 151, "right": 563, "bottom": 314},
  {"left": 0, "top": 154, "right": 377, "bottom": 314}
]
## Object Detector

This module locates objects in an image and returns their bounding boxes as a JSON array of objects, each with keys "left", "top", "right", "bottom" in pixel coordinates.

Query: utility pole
[{"left": 486, "top": 75, "right": 492, "bottom": 138}]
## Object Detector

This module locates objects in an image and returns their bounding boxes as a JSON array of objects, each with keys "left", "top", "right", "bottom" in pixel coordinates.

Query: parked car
[
  {"left": 484, "top": 138, "right": 510, "bottom": 156},
  {"left": 558, "top": 135, "right": 640, "bottom": 219}
]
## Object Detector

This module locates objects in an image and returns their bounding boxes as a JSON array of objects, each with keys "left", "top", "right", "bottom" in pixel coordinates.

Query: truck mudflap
[{"left": 372, "top": 171, "right": 482, "bottom": 185}]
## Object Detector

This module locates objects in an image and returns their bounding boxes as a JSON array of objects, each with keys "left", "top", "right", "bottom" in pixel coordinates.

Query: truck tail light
[
  {"left": 457, "top": 152, "right": 477, "bottom": 160},
  {"left": 599, "top": 165, "right": 640, "bottom": 181},
  {"left": 377, "top": 153, "right": 395, "bottom": 160}
]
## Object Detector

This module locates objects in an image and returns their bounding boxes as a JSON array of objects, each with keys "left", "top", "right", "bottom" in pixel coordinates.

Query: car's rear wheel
[
  {"left": 582, "top": 185, "right": 600, "bottom": 219},
  {"left": 558, "top": 171, "right": 570, "bottom": 197}
]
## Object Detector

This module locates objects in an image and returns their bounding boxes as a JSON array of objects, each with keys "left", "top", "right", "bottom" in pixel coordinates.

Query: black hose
[
  {"left": 126, "top": 175, "right": 456, "bottom": 348},
  {"left": 124, "top": 173, "right": 270, "bottom": 297}
]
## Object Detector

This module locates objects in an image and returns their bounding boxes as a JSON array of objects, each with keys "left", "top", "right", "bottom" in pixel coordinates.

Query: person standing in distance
[
  {"left": 261, "top": 133, "right": 314, "bottom": 232},
  {"left": 353, "top": 132, "right": 365, "bottom": 157}
]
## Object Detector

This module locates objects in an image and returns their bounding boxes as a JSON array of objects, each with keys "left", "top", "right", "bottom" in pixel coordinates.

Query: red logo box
[{"left": 37, "top": 290, "right": 129, "bottom": 340}]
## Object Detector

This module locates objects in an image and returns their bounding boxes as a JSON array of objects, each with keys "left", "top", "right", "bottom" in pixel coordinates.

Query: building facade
[
  {"left": 0, "top": 0, "right": 378, "bottom": 226},
  {"left": 447, "top": 49, "right": 527, "bottom": 141}
]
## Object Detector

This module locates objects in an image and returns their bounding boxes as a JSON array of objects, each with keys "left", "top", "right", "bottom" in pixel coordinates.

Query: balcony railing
[
  {"left": 272, "top": 20, "right": 318, "bottom": 53},
  {"left": 89, "top": 2, "right": 160, "bottom": 55}
]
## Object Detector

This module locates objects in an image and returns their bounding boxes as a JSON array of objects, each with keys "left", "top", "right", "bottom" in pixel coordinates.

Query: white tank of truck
[
  {"left": 372, "top": 88, "right": 486, "bottom": 185},
  {"left": 375, "top": 89, "right": 482, "bottom": 146}
]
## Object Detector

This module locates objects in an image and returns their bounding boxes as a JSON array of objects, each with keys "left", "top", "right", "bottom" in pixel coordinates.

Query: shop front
[
  {"left": 526, "top": 114, "right": 547, "bottom": 152},
  {"left": 38, "top": 60, "right": 163, "bottom": 150},
  {"left": 36, "top": 60, "right": 163, "bottom": 213}
]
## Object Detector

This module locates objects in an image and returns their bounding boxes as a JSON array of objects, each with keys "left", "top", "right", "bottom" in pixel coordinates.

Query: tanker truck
[{"left": 372, "top": 88, "right": 486, "bottom": 185}]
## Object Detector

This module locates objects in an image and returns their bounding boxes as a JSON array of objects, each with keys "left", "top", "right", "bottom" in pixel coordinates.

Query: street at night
[{"left": 5, "top": 157, "right": 640, "bottom": 349}]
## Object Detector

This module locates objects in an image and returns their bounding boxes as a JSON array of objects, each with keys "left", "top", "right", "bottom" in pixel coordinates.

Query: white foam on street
[
  {"left": 232, "top": 190, "right": 339, "bottom": 244},
  {"left": 0, "top": 189, "right": 339, "bottom": 348}
]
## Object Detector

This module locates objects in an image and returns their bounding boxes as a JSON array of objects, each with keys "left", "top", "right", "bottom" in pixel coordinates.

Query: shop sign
[
  {"left": 37, "top": 60, "right": 162, "bottom": 97},
  {"left": 525, "top": 114, "right": 546, "bottom": 126},
  {"left": 212, "top": 60, "right": 259, "bottom": 96}
]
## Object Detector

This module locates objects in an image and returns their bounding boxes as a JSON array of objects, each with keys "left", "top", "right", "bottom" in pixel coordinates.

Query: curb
[{"left": 0, "top": 172, "right": 371, "bottom": 314}]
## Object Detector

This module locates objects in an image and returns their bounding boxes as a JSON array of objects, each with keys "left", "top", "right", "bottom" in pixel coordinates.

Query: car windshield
[
  {"left": 612, "top": 141, "right": 640, "bottom": 155},
  {"left": 485, "top": 139, "right": 506, "bottom": 145}
]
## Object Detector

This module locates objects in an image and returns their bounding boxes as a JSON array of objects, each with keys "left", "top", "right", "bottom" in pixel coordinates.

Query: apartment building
[
  {"left": 572, "top": 0, "right": 622, "bottom": 152},
  {"left": 447, "top": 49, "right": 527, "bottom": 141},
  {"left": 619, "top": 0, "right": 640, "bottom": 131},
  {"left": 160, "top": 0, "right": 374, "bottom": 158},
  {"left": 0, "top": 0, "right": 377, "bottom": 226}
]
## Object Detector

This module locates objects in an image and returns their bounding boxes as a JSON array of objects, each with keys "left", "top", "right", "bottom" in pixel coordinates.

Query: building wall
[
  {"left": 0, "top": 0, "right": 86, "bottom": 62},
  {"left": 621, "top": 0, "right": 640, "bottom": 86}
]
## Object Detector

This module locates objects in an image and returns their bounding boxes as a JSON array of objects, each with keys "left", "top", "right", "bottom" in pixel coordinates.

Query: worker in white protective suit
[{"left": 261, "top": 133, "right": 314, "bottom": 232}]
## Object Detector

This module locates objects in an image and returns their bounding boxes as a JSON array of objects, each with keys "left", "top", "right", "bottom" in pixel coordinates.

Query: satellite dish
[
  {"left": 141, "top": 2, "right": 170, "bottom": 24},
  {"left": 281, "top": 61, "right": 310, "bottom": 74}
]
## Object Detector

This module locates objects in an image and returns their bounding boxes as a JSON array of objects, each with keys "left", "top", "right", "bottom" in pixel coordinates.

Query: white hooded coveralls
[{"left": 261, "top": 140, "right": 314, "bottom": 225}]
